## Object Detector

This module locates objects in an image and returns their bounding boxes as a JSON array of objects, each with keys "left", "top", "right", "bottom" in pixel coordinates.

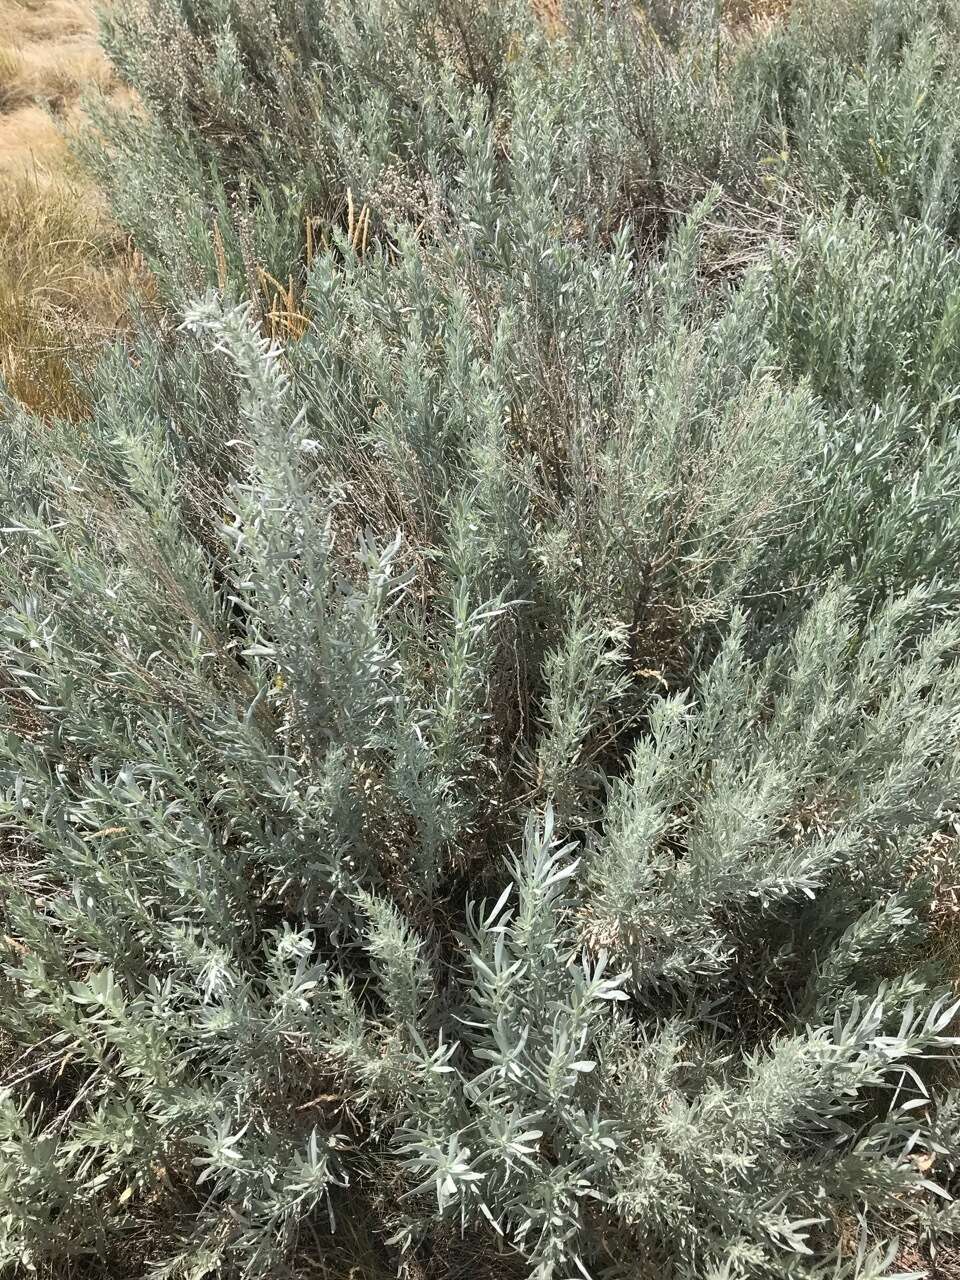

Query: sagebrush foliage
[{"left": 0, "top": 0, "right": 959, "bottom": 1277}]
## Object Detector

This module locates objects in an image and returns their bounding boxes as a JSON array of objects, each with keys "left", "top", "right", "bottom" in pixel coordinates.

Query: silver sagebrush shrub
[{"left": 1, "top": 0, "right": 960, "bottom": 1277}]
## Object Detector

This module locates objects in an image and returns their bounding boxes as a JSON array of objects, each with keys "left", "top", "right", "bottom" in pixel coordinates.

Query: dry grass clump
[
  {"left": 0, "top": 37, "right": 112, "bottom": 116},
  {"left": 723, "top": 0, "right": 791, "bottom": 23},
  {"left": 0, "top": 0, "right": 145, "bottom": 419},
  {"left": 0, "top": 0, "right": 116, "bottom": 137},
  {"left": 0, "top": 176, "right": 148, "bottom": 418}
]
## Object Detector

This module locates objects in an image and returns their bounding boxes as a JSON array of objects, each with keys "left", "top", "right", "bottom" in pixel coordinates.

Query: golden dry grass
[
  {"left": 0, "top": 179, "right": 148, "bottom": 417},
  {"left": 0, "top": 0, "right": 146, "bottom": 419},
  {"left": 0, "top": 0, "right": 116, "bottom": 182},
  {"left": 723, "top": 0, "right": 791, "bottom": 24}
]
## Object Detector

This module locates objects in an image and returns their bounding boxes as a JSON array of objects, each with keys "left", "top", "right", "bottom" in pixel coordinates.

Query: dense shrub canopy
[{"left": 1, "top": 1, "right": 960, "bottom": 1277}]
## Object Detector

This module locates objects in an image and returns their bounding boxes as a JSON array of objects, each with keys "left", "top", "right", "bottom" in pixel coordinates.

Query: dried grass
[
  {"left": 723, "top": 0, "right": 792, "bottom": 24},
  {"left": 0, "top": 0, "right": 148, "bottom": 418},
  {"left": 0, "top": 0, "right": 115, "bottom": 129},
  {"left": 0, "top": 175, "right": 149, "bottom": 417}
]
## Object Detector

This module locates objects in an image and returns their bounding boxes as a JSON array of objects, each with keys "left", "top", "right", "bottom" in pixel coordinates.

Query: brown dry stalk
[{"left": 212, "top": 218, "right": 229, "bottom": 290}]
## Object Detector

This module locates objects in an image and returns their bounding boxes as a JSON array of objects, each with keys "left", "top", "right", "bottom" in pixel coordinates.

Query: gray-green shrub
[{"left": 0, "top": 0, "right": 959, "bottom": 1277}]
